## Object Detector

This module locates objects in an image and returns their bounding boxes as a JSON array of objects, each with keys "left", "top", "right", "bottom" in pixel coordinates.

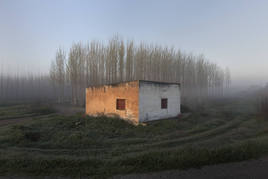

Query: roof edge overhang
[{"left": 86, "top": 80, "right": 180, "bottom": 89}]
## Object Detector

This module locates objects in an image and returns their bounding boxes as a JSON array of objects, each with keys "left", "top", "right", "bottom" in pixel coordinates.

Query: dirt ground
[{"left": 114, "top": 157, "right": 268, "bottom": 179}]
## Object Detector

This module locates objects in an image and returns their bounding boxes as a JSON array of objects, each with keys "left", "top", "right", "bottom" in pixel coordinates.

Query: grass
[
  {"left": 0, "top": 104, "right": 56, "bottom": 120},
  {"left": 0, "top": 140, "right": 267, "bottom": 178},
  {"left": 0, "top": 98, "right": 268, "bottom": 178}
]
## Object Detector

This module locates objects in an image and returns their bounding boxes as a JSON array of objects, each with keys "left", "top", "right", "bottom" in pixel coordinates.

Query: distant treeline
[
  {"left": 0, "top": 73, "right": 55, "bottom": 103},
  {"left": 50, "top": 36, "right": 231, "bottom": 106},
  {"left": 0, "top": 36, "right": 231, "bottom": 106}
]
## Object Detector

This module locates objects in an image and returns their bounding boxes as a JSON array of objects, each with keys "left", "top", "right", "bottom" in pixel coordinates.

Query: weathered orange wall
[{"left": 86, "top": 81, "right": 139, "bottom": 123}]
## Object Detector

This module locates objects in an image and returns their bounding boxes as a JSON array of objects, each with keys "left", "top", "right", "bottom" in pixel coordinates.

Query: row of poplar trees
[
  {"left": 50, "top": 36, "right": 231, "bottom": 106},
  {"left": 0, "top": 71, "right": 55, "bottom": 103}
]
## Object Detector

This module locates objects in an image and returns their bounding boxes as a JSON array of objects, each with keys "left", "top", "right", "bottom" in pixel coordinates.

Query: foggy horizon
[
  {"left": 2, "top": 2, "right": 268, "bottom": 178},
  {"left": 1, "top": 0, "right": 268, "bottom": 87}
]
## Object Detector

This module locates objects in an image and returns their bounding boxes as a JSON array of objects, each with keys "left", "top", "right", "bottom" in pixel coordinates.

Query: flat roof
[
  {"left": 87, "top": 80, "right": 180, "bottom": 88},
  {"left": 139, "top": 80, "right": 180, "bottom": 85}
]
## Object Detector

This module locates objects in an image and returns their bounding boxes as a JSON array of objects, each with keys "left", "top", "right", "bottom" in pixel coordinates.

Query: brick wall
[{"left": 86, "top": 81, "right": 139, "bottom": 123}]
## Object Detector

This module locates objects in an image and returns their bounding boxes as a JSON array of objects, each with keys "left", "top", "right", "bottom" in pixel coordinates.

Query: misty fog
[{"left": 0, "top": 36, "right": 236, "bottom": 108}]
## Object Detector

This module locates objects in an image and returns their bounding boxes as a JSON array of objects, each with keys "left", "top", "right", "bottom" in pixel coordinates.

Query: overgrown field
[{"left": 0, "top": 97, "right": 268, "bottom": 178}]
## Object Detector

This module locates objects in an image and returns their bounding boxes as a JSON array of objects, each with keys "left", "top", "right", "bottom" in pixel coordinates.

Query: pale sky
[{"left": 0, "top": 0, "right": 267, "bottom": 87}]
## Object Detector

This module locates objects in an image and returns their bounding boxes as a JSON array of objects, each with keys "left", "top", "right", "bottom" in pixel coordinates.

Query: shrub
[
  {"left": 10, "top": 125, "right": 41, "bottom": 144},
  {"left": 25, "top": 131, "right": 41, "bottom": 142}
]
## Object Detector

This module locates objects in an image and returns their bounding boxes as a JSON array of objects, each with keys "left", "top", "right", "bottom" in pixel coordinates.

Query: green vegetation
[
  {"left": 0, "top": 104, "right": 55, "bottom": 120},
  {"left": 0, "top": 97, "right": 268, "bottom": 178}
]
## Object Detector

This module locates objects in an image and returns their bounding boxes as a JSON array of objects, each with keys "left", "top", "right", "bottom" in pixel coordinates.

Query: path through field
[{"left": 0, "top": 99, "right": 268, "bottom": 178}]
